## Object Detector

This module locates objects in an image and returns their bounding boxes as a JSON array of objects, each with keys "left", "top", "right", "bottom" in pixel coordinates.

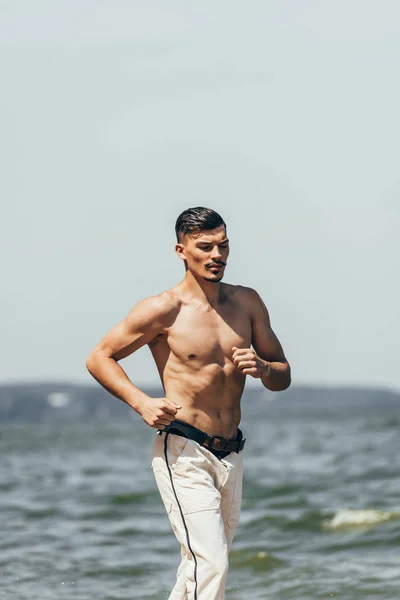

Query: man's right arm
[{"left": 85, "top": 293, "right": 181, "bottom": 428}]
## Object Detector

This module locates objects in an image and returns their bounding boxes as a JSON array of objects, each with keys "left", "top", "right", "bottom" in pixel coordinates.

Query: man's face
[{"left": 176, "top": 225, "right": 229, "bottom": 283}]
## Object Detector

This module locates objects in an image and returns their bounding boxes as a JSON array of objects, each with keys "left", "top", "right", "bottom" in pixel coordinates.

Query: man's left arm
[{"left": 232, "top": 288, "right": 291, "bottom": 392}]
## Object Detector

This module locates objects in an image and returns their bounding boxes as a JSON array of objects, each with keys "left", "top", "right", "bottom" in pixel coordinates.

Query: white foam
[{"left": 323, "top": 509, "right": 400, "bottom": 530}]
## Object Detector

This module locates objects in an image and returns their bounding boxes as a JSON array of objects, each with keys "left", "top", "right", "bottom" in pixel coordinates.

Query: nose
[{"left": 210, "top": 245, "right": 222, "bottom": 261}]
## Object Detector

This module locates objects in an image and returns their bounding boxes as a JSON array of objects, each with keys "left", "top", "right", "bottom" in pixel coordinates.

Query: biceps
[
  {"left": 94, "top": 321, "right": 148, "bottom": 361},
  {"left": 252, "top": 323, "right": 286, "bottom": 363}
]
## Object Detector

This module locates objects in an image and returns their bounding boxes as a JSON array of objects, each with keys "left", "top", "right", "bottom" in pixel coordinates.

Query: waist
[
  {"left": 161, "top": 419, "right": 246, "bottom": 455},
  {"left": 162, "top": 403, "right": 241, "bottom": 439}
]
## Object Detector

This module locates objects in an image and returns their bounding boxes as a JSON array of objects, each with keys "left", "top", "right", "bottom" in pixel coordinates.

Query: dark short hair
[{"left": 175, "top": 207, "right": 226, "bottom": 242}]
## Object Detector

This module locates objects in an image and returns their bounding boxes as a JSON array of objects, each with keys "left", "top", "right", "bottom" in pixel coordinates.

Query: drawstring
[{"left": 163, "top": 432, "right": 198, "bottom": 599}]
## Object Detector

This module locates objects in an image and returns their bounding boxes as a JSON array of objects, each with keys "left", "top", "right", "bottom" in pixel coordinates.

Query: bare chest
[{"left": 166, "top": 304, "right": 252, "bottom": 365}]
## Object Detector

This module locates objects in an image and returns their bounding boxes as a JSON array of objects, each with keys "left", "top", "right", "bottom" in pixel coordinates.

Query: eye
[
  {"left": 200, "top": 246, "right": 212, "bottom": 251},
  {"left": 219, "top": 244, "right": 228, "bottom": 248}
]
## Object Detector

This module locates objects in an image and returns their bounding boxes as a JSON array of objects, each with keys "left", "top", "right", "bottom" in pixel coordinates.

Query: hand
[
  {"left": 137, "top": 397, "right": 181, "bottom": 429},
  {"left": 232, "top": 347, "right": 269, "bottom": 379}
]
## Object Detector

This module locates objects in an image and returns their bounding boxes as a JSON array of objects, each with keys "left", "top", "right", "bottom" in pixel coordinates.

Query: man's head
[{"left": 175, "top": 207, "right": 229, "bottom": 283}]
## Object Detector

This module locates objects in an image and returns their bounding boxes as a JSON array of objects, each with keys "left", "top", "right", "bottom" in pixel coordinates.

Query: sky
[{"left": 1, "top": 0, "right": 399, "bottom": 389}]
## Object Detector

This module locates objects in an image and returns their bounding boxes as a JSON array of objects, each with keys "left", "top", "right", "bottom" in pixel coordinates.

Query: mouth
[
  {"left": 206, "top": 263, "right": 226, "bottom": 270},
  {"left": 207, "top": 267, "right": 222, "bottom": 273}
]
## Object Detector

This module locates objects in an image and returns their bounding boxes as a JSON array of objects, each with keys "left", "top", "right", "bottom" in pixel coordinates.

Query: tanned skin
[{"left": 86, "top": 225, "right": 291, "bottom": 439}]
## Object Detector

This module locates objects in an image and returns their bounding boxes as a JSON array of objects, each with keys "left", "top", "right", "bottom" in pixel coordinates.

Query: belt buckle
[
  {"left": 214, "top": 436, "right": 228, "bottom": 452},
  {"left": 203, "top": 433, "right": 215, "bottom": 449},
  {"left": 203, "top": 434, "right": 230, "bottom": 452}
]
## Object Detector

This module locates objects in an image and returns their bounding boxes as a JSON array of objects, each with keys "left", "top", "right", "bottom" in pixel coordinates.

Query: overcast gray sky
[{"left": 1, "top": 0, "right": 399, "bottom": 389}]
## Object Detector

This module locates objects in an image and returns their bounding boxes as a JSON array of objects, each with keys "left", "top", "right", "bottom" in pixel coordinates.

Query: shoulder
[
  {"left": 225, "top": 284, "right": 269, "bottom": 320},
  {"left": 149, "top": 289, "right": 182, "bottom": 313},
  {"left": 126, "top": 290, "right": 181, "bottom": 330},
  {"left": 225, "top": 284, "right": 266, "bottom": 306}
]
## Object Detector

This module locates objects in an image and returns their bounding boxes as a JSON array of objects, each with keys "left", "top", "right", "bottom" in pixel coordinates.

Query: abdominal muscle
[{"left": 160, "top": 359, "right": 245, "bottom": 439}]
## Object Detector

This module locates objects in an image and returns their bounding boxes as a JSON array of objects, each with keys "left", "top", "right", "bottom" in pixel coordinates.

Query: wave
[
  {"left": 229, "top": 547, "right": 286, "bottom": 571},
  {"left": 322, "top": 509, "right": 400, "bottom": 531}
]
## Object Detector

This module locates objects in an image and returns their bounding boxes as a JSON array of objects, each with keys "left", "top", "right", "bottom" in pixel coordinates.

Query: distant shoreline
[{"left": 0, "top": 382, "right": 399, "bottom": 423}]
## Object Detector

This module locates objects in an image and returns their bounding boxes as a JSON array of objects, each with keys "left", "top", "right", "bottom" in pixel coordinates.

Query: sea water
[{"left": 1, "top": 392, "right": 400, "bottom": 599}]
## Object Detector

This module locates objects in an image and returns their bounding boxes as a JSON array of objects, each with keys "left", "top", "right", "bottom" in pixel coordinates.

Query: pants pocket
[{"left": 152, "top": 433, "right": 189, "bottom": 474}]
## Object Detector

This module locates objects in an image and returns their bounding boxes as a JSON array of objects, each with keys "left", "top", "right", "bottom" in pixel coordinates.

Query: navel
[{"left": 188, "top": 354, "right": 196, "bottom": 360}]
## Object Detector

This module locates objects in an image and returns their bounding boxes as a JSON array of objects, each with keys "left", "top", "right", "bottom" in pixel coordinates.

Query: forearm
[
  {"left": 85, "top": 352, "right": 148, "bottom": 412},
  {"left": 261, "top": 360, "right": 291, "bottom": 392}
]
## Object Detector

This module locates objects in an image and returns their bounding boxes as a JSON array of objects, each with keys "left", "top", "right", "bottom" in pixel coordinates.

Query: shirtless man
[{"left": 86, "top": 207, "right": 291, "bottom": 600}]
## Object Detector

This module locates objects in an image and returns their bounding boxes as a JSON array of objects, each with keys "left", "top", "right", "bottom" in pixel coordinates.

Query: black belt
[{"left": 159, "top": 419, "right": 246, "bottom": 454}]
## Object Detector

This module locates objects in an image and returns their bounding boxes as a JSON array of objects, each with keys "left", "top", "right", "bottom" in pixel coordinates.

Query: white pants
[{"left": 151, "top": 431, "right": 243, "bottom": 600}]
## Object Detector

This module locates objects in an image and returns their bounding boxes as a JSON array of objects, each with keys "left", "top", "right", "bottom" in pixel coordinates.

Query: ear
[{"left": 175, "top": 243, "right": 186, "bottom": 261}]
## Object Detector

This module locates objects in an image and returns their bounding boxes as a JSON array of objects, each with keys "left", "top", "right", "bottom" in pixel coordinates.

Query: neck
[{"left": 182, "top": 271, "right": 222, "bottom": 308}]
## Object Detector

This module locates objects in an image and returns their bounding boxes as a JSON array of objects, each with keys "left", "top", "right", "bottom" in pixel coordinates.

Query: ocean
[{"left": 1, "top": 387, "right": 400, "bottom": 599}]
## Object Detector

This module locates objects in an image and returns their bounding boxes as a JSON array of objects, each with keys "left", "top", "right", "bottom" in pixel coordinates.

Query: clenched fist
[
  {"left": 232, "top": 347, "right": 269, "bottom": 378},
  {"left": 137, "top": 397, "right": 181, "bottom": 429}
]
